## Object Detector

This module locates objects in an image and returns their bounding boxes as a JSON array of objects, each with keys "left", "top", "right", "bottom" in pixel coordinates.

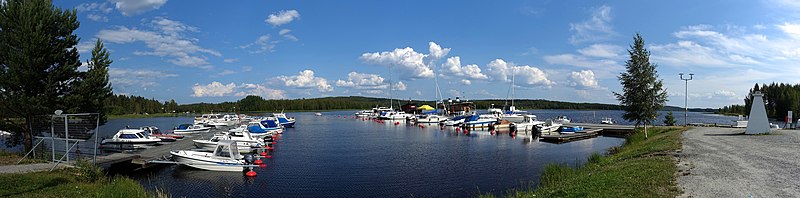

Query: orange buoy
[
  {"left": 246, "top": 170, "right": 257, "bottom": 177},
  {"left": 254, "top": 159, "right": 263, "bottom": 165}
]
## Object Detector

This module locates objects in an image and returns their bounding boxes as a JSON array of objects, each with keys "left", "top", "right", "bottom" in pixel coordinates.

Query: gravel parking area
[{"left": 678, "top": 127, "right": 800, "bottom": 197}]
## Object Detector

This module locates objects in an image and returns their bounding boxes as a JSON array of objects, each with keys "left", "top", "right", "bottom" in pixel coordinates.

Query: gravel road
[{"left": 678, "top": 127, "right": 800, "bottom": 197}]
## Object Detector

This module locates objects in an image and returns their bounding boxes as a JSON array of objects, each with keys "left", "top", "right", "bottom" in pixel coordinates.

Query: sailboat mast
[{"left": 511, "top": 66, "right": 515, "bottom": 107}]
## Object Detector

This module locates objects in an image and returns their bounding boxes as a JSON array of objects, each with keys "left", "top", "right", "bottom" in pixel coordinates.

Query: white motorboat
[
  {"left": 173, "top": 124, "right": 212, "bottom": 134},
  {"left": 462, "top": 114, "right": 500, "bottom": 129},
  {"left": 246, "top": 121, "right": 282, "bottom": 137},
  {"left": 272, "top": 112, "right": 295, "bottom": 128},
  {"left": 732, "top": 115, "right": 748, "bottom": 128},
  {"left": 413, "top": 114, "right": 449, "bottom": 123},
  {"left": 314, "top": 112, "right": 323, "bottom": 116},
  {"left": 101, "top": 129, "right": 161, "bottom": 145},
  {"left": 378, "top": 111, "right": 411, "bottom": 120},
  {"left": 170, "top": 140, "right": 249, "bottom": 172},
  {"left": 554, "top": 115, "right": 571, "bottom": 124},
  {"left": 539, "top": 120, "right": 563, "bottom": 134},
  {"left": 601, "top": 117, "right": 614, "bottom": 125},
  {"left": 443, "top": 115, "right": 469, "bottom": 126},
  {"left": 354, "top": 110, "right": 371, "bottom": 117},
  {"left": 497, "top": 115, "right": 544, "bottom": 132},
  {"left": 193, "top": 133, "right": 261, "bottom": 154}
]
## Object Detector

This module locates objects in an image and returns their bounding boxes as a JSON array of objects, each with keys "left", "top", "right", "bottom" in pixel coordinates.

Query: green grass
[
  {"left": 0, "top": 150, "right": 47, "bottom": 165},
  {"left": 0, "top": 162, "right": 168, "bottom": 197},
  {"left": 487, "top": 126, "right": 687, "bottom": 198}
]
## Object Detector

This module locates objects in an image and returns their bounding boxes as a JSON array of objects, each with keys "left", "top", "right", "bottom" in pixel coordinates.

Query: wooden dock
[
  {"left": 564, "top": 123, "right": 635, "bottom": 136},
  {"left": 93, "top": 129, "right": 222, "bottom": 169},
  {"left": 540, "top": 128, "right": 602, "bottom": 143}
]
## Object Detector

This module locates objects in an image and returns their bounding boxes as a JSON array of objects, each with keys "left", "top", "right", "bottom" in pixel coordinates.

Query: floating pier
[
  {"left": 94, "top": 129, "right": 221, "bottom": 169},
  {"left": 540, "top": 128, "right": 602, "bottom": 143}
]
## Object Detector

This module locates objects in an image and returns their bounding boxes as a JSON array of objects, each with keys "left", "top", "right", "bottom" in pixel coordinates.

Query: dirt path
[
  {"left": 678, "top": 127, "right": 800, "bottom": 197},
  {"left": 0, "top": 163, "right": 68, "bottom": 174}
]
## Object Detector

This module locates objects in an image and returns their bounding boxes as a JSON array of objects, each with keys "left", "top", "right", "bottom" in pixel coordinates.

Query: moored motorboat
[
  {"left": 462, "top": 114, "right": 500, "bottom": 129},
  {"left": 193, "top": 133, "right": 261, "bottom": 154},
  {"left": 171, "top": 140, "right": 249, "bottom": 172},
  {"left": 173, "top": 124, "right": 212, "bottom": 134},
  {"left": 139, "top": 126, "right": 179, "bottom": 142},
  {"left": 272, "top": 112, "right": 296, "bottom": 128},
  {"left": 600, "top": 117, "right": 614, "bottom": 125},
  {"left": 554, "top": 115, "right": 571, "bottom": 124},
  {"left": 101, "top": 129, "right": 162, "bottom": 146},
  {"left": 413, "top": 114, "right": 449, "bottom": 123}
]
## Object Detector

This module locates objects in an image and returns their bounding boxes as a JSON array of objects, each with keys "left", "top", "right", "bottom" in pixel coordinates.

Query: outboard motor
[{"left": 243, "top": 154, "right": 255, "bottom": 164}]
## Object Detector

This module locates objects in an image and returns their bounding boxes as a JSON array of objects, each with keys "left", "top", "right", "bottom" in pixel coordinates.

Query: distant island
[{"left": 105, "top": 94, "right": 711, "bottom": 116}]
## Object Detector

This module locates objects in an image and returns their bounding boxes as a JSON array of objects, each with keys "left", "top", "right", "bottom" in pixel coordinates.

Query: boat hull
[
  {"left": 170, "top": 151, "right": 245, "bottom": 172},
  {"left": 193, "top": 140, "right": 257, "bottom": 154},
  {"left": 173, "top": 128, "right": 211, "bottom": 134}
]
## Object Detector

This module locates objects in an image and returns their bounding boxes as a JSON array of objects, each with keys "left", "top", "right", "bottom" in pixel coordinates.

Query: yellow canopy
[{"left": 417, "top": 105, "right": 435, "bottom": 111}]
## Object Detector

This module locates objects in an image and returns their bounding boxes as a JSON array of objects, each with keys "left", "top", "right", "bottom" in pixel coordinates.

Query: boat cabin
[{"left": 212, "top": 140, "right": 242, "bottom": 160}]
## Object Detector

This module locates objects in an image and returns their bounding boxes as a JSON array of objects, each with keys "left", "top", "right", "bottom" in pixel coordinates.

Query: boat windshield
[{"left": 215, "top": 145, "right": 232, "bottom": 158}]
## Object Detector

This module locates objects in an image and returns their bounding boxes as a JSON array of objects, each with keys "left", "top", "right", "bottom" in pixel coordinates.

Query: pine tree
[
  {"left": 614, "top": 33, "right": 668, "bottom": 139},
  {"left": 664, "top": 111, "right": 677, "bottom": 126},
  {"left": 68, "top": 39, "right": 113, "bottom": 124},
  {"left": 0, "top": 0, "right": 81, "bottom": 150}
]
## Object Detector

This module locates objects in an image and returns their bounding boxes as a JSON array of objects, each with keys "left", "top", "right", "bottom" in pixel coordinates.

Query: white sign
[{"left": 789, "top": 111, "right": 793, "bottom": 124}]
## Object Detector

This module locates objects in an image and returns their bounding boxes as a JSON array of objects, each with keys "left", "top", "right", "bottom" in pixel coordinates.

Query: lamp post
[{"left": 679, "top": 73, "right": 694, "bottom": 126}]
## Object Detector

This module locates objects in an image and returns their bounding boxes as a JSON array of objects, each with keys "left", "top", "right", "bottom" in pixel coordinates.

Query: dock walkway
[{"left": 94, "top": 129, "right": 221, "bottom": 168}]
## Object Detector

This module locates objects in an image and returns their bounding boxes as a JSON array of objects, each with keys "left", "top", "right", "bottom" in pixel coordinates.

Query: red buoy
[
  {"left": 455, "top": 128, "right": 461, "bottom": 132},
  {"left": 259, "top": 164, "right": 267, "bottom": 168},
  {"left": 246, "top": 170, "right": 257, "bottom": 177},
  {"left": 267, "top": 146, "right": 274, "bottom": 150},
  {"left": 254, "top": 159, "right": 263, "bottom": 165},
  {"left": 265, "top": 155, "right": 272, "bottom": 159},
  {"left": 260, "top": 151, "right": 267, "bottom": 156}
]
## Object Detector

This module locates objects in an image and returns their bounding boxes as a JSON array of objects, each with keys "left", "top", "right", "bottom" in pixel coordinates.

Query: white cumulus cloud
[
  {"left": 336, "top": 72, "right": 386, "bottom": 89},
  {"left": 275, "top": 70, "right": 333, "bottom": 92},
  {"left": 265, "top": 10, "right": 300, "bottom": 26},
  {"left": 360, "top": 42, "right": 450, "bottom": 79},
  {"left": 569, "top": 70, "right": 600, "bottom": 89},
  {"left": 441, "top": 56, "right": 489, "bottom": 80},
  {"left": 486, "top": 59, "right": 553, "bottom": 86},
  {"left": 111, "top": 0, "right": 167, "bottom": 16},
  {"left": 428, "top": 42, "right": 451, "bottom": 59},
  {"left": 192, "top": 82, "right": 236, "bottom": 97},
  {"left": 192, "top": 82, "right": 287, "bottom": 99},
  {"left": 235, "top": 84, "right": 286, "bottom": 99}
]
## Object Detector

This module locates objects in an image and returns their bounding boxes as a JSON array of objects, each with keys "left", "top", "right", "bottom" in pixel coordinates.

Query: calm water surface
[{"left": 110, "top": 111, "right": 628, "bottom": 197}]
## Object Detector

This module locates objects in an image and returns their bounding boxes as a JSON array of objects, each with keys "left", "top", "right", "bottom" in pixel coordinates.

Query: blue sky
[{"left": 55, "top": 0, "right": 800, "bottom": 108}]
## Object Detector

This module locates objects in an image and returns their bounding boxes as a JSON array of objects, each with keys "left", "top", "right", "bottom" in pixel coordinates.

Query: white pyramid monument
[{"left": 746, "top": 91, "right": 770, "bottom": 134}]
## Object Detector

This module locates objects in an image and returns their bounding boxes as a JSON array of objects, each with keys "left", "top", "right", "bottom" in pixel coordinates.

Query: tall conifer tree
[{"left": 614, "top": 33, "right": 668, "bottom": 138}]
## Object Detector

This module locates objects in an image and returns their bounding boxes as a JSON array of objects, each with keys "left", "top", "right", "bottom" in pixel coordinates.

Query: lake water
[
  {"left": 107, "top": 111, "right": 627, "bottom": 197},
  {"left": 3, "top": 110, "right": 742, "bottom": 197}
]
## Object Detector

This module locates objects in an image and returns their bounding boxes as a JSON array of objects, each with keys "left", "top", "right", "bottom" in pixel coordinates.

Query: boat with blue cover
[{"left": 272, "top": 112, "right": 296, "bottom": 127}]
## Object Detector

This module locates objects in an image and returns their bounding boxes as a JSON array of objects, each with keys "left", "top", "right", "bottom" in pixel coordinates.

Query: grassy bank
[
  {"left": 0, "top": 169, "right": 162, "bottom": 197},
  {"left": 0, "top": 151, "right": 165, "bottom": 197},
  {"left": 0, "top": 150, "right": 46, "bottom": 165},
  {"left": 492, "top": 126, "right": 686, "bottom": 197}
]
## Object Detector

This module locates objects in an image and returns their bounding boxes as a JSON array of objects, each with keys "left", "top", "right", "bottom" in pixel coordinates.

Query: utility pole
[{"left": 680, "top": 73, "right": 694, "bottom": 126}]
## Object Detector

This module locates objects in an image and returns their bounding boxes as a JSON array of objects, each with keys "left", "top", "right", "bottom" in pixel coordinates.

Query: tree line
[
  {"left": 718, "top": 82, "right": 800, "bottom": 120},
  {"left": 104, "top": 94, "right": 698, "bottom": 115}
]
